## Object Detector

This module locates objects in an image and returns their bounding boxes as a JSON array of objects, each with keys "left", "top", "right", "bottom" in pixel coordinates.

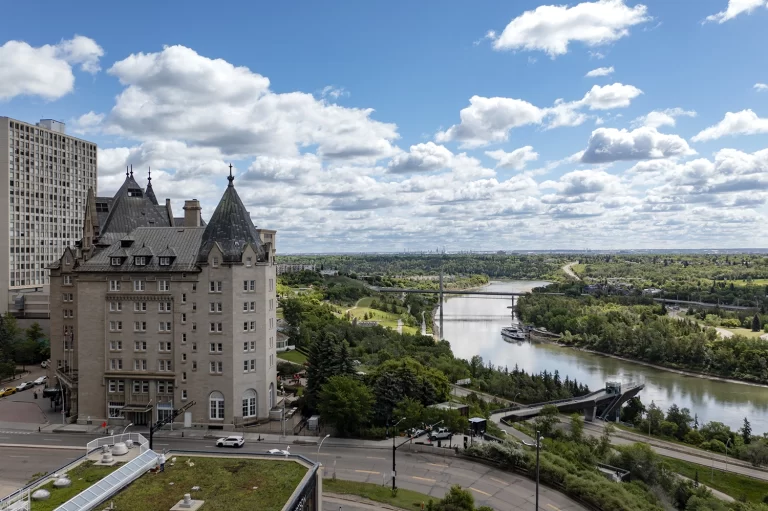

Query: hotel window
[
  {"left": 64, "top": 275, "right": 73, "bottom": 285},
  {"left": 135, "top": 256, "right": 147, "bottom": 266},
  {"left": 109, "top": 301, "right": 122, "bottom": 312},
  {"left": 182, "top": 372, "right": 187, "bottom": 382},
  {"left": 159, "top": 321, "right": 172, "bottom": 332},
  {"left": 62, "top": 293, "right": 73, "bottom": 302},
  {"left": 108, "top": 380, "right": 124, "bottom": 393},
  {"left": 212, "top": 257, "right": 219, "bottom": 267},
  {"left": 209, "top": 342, "right": 223, "bottom": 353},
  {"left": 108, "top": 402, "right": 125, "bottom": 418},
  {"left": 192, "top": 322, "right": 197, "bottom": 331},
  {"left": 109, "top": 340, "right": 122, "bottom": 351},
  {"left": 181, "top": 313, "right": 187, "bottom": 324},
  {"left": 243, "top": 360, "right": 248, "bottom": 372},
  {"left": 209, "top": 302, "right": 222, "bottom": 313},
  {"left": 182, "top": 389, "right": 188, "bottom": 400},
  {"left": 250, "top": 359, "right": 255, "bottom": 371},
  {"left": 159, "top": 257, "right": 171, "bottom": 266},
  {"left": 182, "top": 333, "right": 187, "bottom": 343},
  {"left": 192, "top": 361, "right": 197, "bottom": 370},
  {"left": 158, "top": 360, "right": 172, "bottom": 372},
  {"left": 243, "top": 302, "right": 248, "bottom": 312},
  {"left": 249, "top": 340, "right": 255, "bottom": 351},
  {"left": 158, "top": 301, "right": 171, "bottom": 312},
  {"left": 133, "top": 280, "right": 145, "bottom": 291},
  {"left": 250, "top": 302, "right": 255, "bottom": 311},
  {"left": 250, "top": 280, "right": 255, "bottom": 291},
  {"left": 243, "top": 321, "right": 248, "bottom": 332},
  {"left": 242, "top": 389, "right": 256, "bottom": 418},
  {"left": 182, "top": 353, "right": 187, "bottom": 362},
  {"left": 158, "top": 280, "right": 170, "bottom": 292},
  {"left": 109, "top": 280, "right": 121, "bottom": 291},
  {"left": 209, "top": 281, "right": 222, "bottom": 293},
  {"left": 132, "top": 380, "right": 149, "bottom": 393},
  {"left": 243, "top": 341, "right": 248, "bottom": 352},
  {"left": 209, "top": 391, "right": 224, "bottom": 419},
  {"left": 134, "top": 301, "right": 147, "bottom": 312},
  {"left": 157, "top": 381, "right": 166, "bottom": 393},
  {"left": 209, "top": 322, "right": 222, "bottom": 333},
  {"left": 134, "top": 359, "right": 147, "bottom": 371},
  {"left": 159, "top": 341, "right": 171, "bottom": 352},
  {"left": 134, "top": 321, "right": 146, "bottom": 332},
  {"left": 243, "top": 281, "right": 248, "bottom": 291},
  {"left": 134, "top": 341, "right": 147, "bottom": 351},
  {"left": 250, "top": 321, "right": 255, "bottom": 331},
  {"left": 181, "top": 293, "right": 187, "bottom": 304},
  {"left": 209, "top": 361, "right": 223, "bottom": 374},
  {"left": 111, "top": 257, "right": 121, "bottom": 266},
  {"left": 246, "top": 257, "right": 252, "bottom": 267},
  {"left": 109, "top": 321, "right": 122, "bottom": 332},
  {"left": 109, "top": 358, "right": 123, "bottom": 370},
  {"left": 192, "top": 302, "right": 197, "bottom": 311}
]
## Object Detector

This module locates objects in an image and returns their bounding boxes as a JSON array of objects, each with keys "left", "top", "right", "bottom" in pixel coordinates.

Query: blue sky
[{"left": 2, "top": 0, "right": 767, "bottom": 252}]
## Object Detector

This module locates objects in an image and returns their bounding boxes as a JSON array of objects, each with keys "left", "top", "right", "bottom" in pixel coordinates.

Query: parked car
[
  {"left": 16, "top": 382, "right": 34, "bottom": 392},
  {"left": 0, "top": 387, "right": 17, "bottom": 397},
  {"left": 215, "top": 435, "right": 244, "bottom": 448},
  {"left": 40, "top": 360, "right": 48, "bottom": 368},
  {"left": 266, "top": 449, "right": 291, "bottom": 455},
  {"left": 430, "top": 430, "right": 452, "bottom": 441},
  {"left": 33, "top": 376, "right": 47, "bottom": 386},
  {"left": 407, "top": 428, "right": 426, "bottom": 438}
]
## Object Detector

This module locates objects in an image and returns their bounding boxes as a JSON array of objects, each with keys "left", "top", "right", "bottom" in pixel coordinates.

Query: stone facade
[{"left": 48, "top": 171, "right": 277, "bottom": 428}]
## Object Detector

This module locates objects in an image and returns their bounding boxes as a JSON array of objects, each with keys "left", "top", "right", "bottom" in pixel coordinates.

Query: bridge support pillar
[{"left": 584, "top": 406, "right": 597, "bottom": 422}]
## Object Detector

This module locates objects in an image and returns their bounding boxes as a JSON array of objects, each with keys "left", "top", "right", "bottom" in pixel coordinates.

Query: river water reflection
[{"left": 442, "top": 280, "right": 768, "bottom": 432}]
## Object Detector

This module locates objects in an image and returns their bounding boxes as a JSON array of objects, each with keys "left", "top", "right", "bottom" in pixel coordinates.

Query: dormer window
[
  {"left": 96, "top": 202, "right": 108, "bottom": 213},
  {"left": 212, "top": 257, "right": 219, "bottom": 267},
  {"left": 111, "top": 257, "right": 122, "bottom": 266},
  {"left": 135, "top": 256, "right": 147, "bottom": 266},
  {"left": 127, "top": 188, "right": 143, "bottom": 197},
  {"left": 159, "top": 257, "right": 171, "bottom": 266}
]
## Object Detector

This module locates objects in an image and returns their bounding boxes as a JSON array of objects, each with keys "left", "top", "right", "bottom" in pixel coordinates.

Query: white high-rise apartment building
[{"left": 0, "top": 117, "right": 97, "bottom": 313}]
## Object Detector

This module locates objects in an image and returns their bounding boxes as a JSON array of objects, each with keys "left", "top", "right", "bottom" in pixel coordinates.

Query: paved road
[
  {"left": 668, "top": 310, "right": 733, "bottom": 339},
  {"left": 0, "top": 432, "right": 587, "bottom": 510},
  {"left": 0, "top": 366, "right": 61, "bottom": 425},
  {"left": 0, "top": 447, "right": 80, "bottom": 498}
]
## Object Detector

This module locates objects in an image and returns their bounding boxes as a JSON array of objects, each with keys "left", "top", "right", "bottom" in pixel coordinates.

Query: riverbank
[{"left": 531, "top": 335, "right": 768, "bottom": 390}]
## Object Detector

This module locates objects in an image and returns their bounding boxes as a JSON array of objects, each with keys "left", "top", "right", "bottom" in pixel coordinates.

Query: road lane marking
[
  {"left": 547, "top": 505, "right": 561, "bottom": 511},
  {"left": 490, "top": 477, "right": 507, "bottom": 485},
  {"left": 42, "top": 438, "right": 62, "bottom": 442},
  {"left": 366, "top": 456, "right": 386, "bottom": 460},
  {"left": 470, "top": 487, "right": 491, "bottom": 497},
  {"left": 9, "top": 455, "right": 29, "bottom": 458},
  {"left": 355, "top": 470, "right": 380, "bottom": 475},
  {"left": 154, "top": 443, "right": 169, "bottom": 446},
  {"left": 428, "top": 463, "right": 449, "bottom": 468},
  {"left": 412, "top": 476, "right": 436, "bottom": 482}
]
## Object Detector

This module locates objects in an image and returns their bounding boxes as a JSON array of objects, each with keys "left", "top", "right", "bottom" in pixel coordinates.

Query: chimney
[{"left": 183, "top": 200, "right": 202, "bottom": 227}]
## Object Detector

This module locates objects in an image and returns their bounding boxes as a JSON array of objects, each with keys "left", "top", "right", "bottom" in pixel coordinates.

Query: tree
[
  {"left": 393, "top": 397, "right": 425, "bottom": 431},
  {"left": 569, "top": 413, "right": 584, "bottom": 443},
  {"left": 434, "top": 485, "right": 475, "bottom": 511},
  {"left": 533, "top": 405, "right": 560, "bottom": 437},
  {"left": 306, "top": 331, "right": 355, "bottom": 411},
  {"left": 753, "top": 314, "right": 762, "bottom": 332},
  {"left": 317, "top": 375, "right": 373, "bottom": 437},
  {"left": 665, "top": 404, "right": 693, "bottom": 440},
  {"left": 620, "top": 397, "right": 645, "bottom": 424},
  {"left": 741, "top": 417, "right": 752, "bottom": 444}
]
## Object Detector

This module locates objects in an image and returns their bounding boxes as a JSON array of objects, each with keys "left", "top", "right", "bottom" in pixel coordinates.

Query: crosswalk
[{"left": 0, "top": 430, "right": 32, "bottom": 435}]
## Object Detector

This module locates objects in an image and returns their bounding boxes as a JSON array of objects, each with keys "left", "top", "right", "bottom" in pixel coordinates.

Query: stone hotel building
[{"left": 48, "top": 169, "right": 278, "bottom": 428}]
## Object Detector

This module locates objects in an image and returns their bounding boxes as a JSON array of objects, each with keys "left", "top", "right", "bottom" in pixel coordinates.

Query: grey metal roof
[
  {"left": 132, "top": 244, "right": 154, "bottom": 257},
  {"left": 196, "top": 176, "right": 265, "bottom": 263},
  {"left": 79, "top": 227, "right": 205, "bottom": 273},
  {"left": 174, "top": 217, "right": 206, "bottom": 227},
  {"left": 145, "top": 181, "right": 159, "bottom": 206}
]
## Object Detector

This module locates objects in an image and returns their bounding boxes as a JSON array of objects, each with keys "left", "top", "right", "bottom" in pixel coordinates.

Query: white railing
[
  {"left": 54, "top": 449, "right": 158, "bottom": 511},
  {"left": 0, "top": 488, "right": 29, "bottom": 511},
  {"left": 85, "top": 433, "right": 149, "bottom": 455}
]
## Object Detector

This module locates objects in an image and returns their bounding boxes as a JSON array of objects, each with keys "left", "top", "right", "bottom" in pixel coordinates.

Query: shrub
[
  {"left": 357, "top": 427, "right": 387, "bottom": 440},
  {"left": 463, "top": 439, "right": 530, "bottom": 469}
]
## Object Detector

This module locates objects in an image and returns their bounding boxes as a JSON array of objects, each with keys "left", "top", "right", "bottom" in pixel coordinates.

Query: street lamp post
[
  {"left": 317, "top": 434, "right": 331, "bottom": 464},
  {"left": 122, "top": 422, "right": 134, "bottom": 435},
  {"left": 523, "top": 430, "right": 544, "bottom": 510},
  {"left": 391, "top": 417, "right": 406, "bottom": 491},
  {"left": 725, "top": 438, "right": 731, "bottom": 472}
]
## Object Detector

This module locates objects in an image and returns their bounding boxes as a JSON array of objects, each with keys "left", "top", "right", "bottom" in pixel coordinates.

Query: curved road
[
  {"left": 0, "top": 433, "right": 587, "bottom": 511},
  {"left": 562, "top": 262, "right": 581, "bottom": 281}
]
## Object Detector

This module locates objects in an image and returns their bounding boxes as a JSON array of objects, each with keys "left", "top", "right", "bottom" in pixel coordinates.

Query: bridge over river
[{"left": 490, "top": 382, "right": 645, "bottom": 425}]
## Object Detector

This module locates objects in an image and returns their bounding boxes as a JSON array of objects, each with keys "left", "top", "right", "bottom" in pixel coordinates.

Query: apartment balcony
[{"left": 54, "top": 367, "right": 78, "bottom": 388}]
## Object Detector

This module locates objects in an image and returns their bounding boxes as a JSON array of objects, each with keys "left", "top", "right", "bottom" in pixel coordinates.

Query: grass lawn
[
  {"left": 348, "top": 306, "right": 418, "bottom": 335},
  {"left": 720, "top": 326, "right": 765, "bottom": 339},
  {"left": 110, "top": 457, "right": 307, "bottom": 511},
  {"left": 324, "top": 479, "right": 432, "bottom": 509},
  {"left": 277, "top": 350, "right": 308, "bottom": 364},
  {"left": 356, "top": 296, "right": 374, "bottom": 308},
  {"left": 31, "top": 462, "right": 123, "bottom": 511},
  {"left": 662, "top": 456, "right": 768, "bottom": 503}
]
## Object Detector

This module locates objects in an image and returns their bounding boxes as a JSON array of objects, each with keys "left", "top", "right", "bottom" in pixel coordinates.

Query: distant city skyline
[{"left": 1, "top": 0, "right": 767, "bottom": 252}]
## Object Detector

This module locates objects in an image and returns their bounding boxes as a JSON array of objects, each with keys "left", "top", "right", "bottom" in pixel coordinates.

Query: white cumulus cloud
[
  {"left": 388, "top": 142, "right": 455, "bottom": 174},
  {"left": 0, "top": 35, "right": 103, "bottom": 101},
  {"left": 705, "top": 0, "right": 767, "bottom": 23},
  {"left": 581, "top": 127, "right": 696, "bottom": 163},
  {"left": 491, "top": 0, "right": 650, "bottom": 57},
  {"left": 753, "top": 83, "right": 768, "bottom": 92},
  {"left": 485, "top": 146, "right": 539, "bottom": 170},
  {"left": 585, "top": 66, "right": 615, "bottom": 77},
  {"left": 631, "top": 108, "right": 697, "bottom": 129},
  {"left": 692, "top": 109, "right": 768, "bottom": 142}
]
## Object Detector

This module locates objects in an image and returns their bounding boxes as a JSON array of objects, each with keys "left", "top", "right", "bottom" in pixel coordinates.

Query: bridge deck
[{"left": 374, "top": 288, "right": 563, "bottom": 296}]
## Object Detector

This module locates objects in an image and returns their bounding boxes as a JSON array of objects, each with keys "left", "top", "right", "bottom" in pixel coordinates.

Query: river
[{"left": 442, "top": 280, "right": 768, "bottom": 433}]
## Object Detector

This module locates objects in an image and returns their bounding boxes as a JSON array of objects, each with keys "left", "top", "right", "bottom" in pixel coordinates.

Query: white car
[
  {"left": 33, "top": 376, "right": 47, "bottom": 386},
  {"left": 266, "top": 449, "right": 290, "bottom": 455},
  {"left": 215, "top": 435, "right": 244, "bottom": 448}
]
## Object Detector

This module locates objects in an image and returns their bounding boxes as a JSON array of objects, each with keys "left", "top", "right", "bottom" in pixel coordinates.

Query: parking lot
[{"left": 0, "top": 367, "right": 61, "bottom": 425}]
